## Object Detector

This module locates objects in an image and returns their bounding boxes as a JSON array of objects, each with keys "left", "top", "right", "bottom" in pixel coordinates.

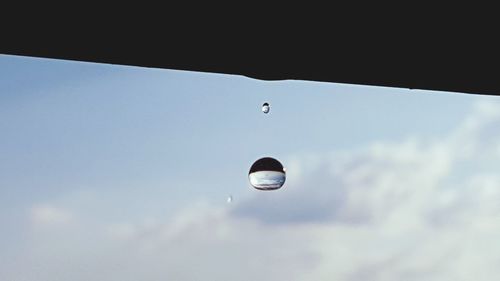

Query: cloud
[
  {"left": 231, "top": 137, "right": 452, "bottom": 227},
  {"left": 4, "top": 100, "right": 500, "bottom": 280},
  {"left": 30, "top": 204, "right": 73, "bottom": 226}
]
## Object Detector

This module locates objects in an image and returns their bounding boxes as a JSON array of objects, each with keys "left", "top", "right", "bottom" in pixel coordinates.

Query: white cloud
[
  {"left": 30, "top": 204, "right": 73, "bottom": 226},
  {"left": 5, "top": 100, "right": 500, "bottom": 280}
]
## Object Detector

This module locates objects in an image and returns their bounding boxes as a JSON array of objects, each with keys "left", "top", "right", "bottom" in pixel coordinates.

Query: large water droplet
[
  {"left": 248, "top": 157, "right": 286, "bottom": 190},
  {"left": 262, "top": 102, "right": 270, "bottom": 114}
]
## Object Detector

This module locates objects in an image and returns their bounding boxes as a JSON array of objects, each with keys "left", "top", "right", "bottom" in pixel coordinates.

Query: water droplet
[
  {"left": 248, "top": 157, "right": 286, "bottom": 190},
  {"left": 227, "top": 195, "right": 233, "bottom": 203},
  {"left": 262, "top": 102, "right": 270, "bottom": 114}
]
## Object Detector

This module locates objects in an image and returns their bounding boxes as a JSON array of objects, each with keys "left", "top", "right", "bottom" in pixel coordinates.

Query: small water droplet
[
  {"left": 227, "top": 195, "right": 233, "bottom": 203},
  {"left": 262, "top": 102, "right": 270, "bottom": 114},
  {"left": 248, "top": 157, "right": 286, "bottom": 190}
]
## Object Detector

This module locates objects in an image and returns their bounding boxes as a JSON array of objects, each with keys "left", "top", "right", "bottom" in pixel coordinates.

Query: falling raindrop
[
  {"left": 262, "top": 102, "right": 270, "bottom": 114},
  {"left": 248, "top": 157, "right": 286, "bottom": 190}
]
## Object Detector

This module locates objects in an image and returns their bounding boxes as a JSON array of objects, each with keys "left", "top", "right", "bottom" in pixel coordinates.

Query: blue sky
[
  {"left": 0, "top": 55, "right": 476, "bottom": 218},
  {"left": 2, "top": 54, "right": 500, "bottom": 280}
]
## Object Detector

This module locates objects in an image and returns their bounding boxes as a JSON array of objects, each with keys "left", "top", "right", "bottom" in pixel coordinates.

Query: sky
[{"left": 2, "top": 54, "right": 500, "bottom": 280}]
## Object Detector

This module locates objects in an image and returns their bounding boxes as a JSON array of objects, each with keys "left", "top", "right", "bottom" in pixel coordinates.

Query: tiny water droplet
[
  {"left": 262, "top": 102, "right": 270, "bottom": 114},
  {"left": 248, "top": 157, "right": 286, "bottom": 190},
  {"left": 227, "top": 195, "right": 233, "bottom": 203}
]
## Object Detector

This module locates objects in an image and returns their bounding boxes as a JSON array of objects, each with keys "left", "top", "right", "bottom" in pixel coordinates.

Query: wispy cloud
[{"left": 30, "top": 204, "right": 73, "bottom": 226}]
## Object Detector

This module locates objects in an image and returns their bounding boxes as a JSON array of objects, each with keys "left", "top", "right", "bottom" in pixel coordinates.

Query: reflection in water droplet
[
  {"left": 248, "top": 157, "right": 286, "bottom": 190},
  {"left": 262, "top": 102, "right": 270, "bottom": 114}
]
